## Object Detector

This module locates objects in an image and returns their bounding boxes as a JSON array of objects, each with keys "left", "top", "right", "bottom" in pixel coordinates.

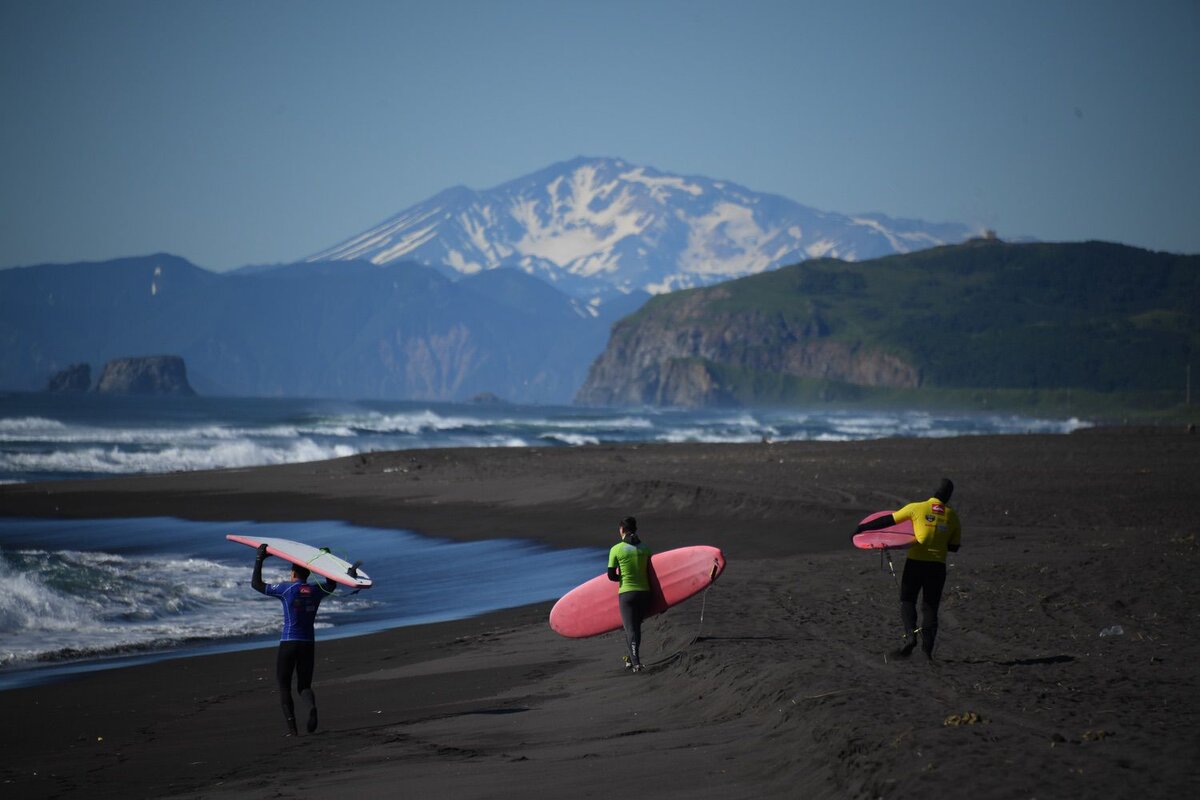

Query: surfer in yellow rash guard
[
  {"left": 607, "top": 516, "right": 652, "bottom": 672},
  {"left": 855, "top": 478, "right": 962, "bottom": 660}
]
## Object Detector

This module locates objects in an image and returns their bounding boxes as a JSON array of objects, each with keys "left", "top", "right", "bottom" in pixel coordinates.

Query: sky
[{"left": 2, "top": 0, "right": 1198, "bottom": 271}]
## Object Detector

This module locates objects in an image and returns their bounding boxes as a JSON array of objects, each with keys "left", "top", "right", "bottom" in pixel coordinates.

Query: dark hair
[
  {"left": 292, "top": 565, "right": 311, "bottom": 582},
  {"left": 620, "top": 516, "right": 637, "bottom": 534},
  {"left": 934, "top": 478, "right": 954, "bottom": 503}
]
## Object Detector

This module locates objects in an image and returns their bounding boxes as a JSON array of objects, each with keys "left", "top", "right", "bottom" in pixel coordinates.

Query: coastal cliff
[
  {"left": 576, "top": 284, "right": 920, "bottom": 407},
  {"left": 576, "top": 240, "right": 1200, "bottom": 408}
]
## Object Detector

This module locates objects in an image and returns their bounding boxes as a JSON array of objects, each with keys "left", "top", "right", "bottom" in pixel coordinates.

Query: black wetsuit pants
[
  {"left": 619, "top": 590, "right": 651, "bottom": 666},
  {"left": 276, "top": 640, "right": 315, "bottom": 725},
  {"left": 899, "top": 559, "right": 946, "bottom": 655}
]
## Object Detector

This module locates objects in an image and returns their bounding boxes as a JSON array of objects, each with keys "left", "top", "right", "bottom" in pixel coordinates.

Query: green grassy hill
[{"left": 579, "top": 239, "right": 1200, "bottom": 416}]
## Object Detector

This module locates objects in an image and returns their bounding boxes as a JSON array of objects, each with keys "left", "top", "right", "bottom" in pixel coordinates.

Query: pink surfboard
[
  {"left": 852, "top": 511, "right": 915, "bottom": 550},
  {"left": 549, "top": 545, "right": 726, "bottom": 638}
]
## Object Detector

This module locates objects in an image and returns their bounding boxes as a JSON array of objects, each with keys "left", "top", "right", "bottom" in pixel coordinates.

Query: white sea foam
[
  {"left": 655, "top": 428, "right": 765, "bottom": 444},
  {"left": 540, "top": 432, "right": 601, "bottom": 446},
  {"left": 0, "top": 550, "right": 256, "bottom": 665},
  {"left": 0, "top": 416, "right": 69, "bottom": 435},
  {"left": 490, "top": 436, "right": 533, "bottom": 448},
  {"left": 340, "top": 409, "right": 485, "bottom": 434},
  {"left": 0, "top": 514, "right": 603, "bottom": 686},
  {"left": 0, "top": 421, "right": 291, "bottom": 445},
  {"left": 0, "top": 546, "right": 377, "bottom": 667},
  {"left": 523, "top": 415, "right": 654, "bottom": 431},
  {"left": 0, "top": 438, "right": 358, "bottom": 476},
  {"left": 0, "top": 399, "right": 1091, "bottom": 484},
  {"left": 0, "top": 557, "right": 92, "bottom": 635}
]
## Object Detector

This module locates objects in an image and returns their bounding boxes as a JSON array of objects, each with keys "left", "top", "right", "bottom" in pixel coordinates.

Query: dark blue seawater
[
  {"left": 0, "top": 516, "right": 604, "bottom": 690},
  {"left": 0, "top": 392, "right": 1090, "bottom": 484}
]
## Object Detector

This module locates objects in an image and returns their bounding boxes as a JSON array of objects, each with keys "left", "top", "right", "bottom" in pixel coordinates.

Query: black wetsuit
[
  {"left": 899, "top": 558, "right": 947, "bottom": 654},
  {"left": 252, "top": 557, "right": 336, "bottom": 734},
  {"left": 618, "top": 590, "right": 651, "bottom": 664}
]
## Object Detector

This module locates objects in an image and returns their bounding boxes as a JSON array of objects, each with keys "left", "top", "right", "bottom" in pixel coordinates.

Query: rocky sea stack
[
  {"left": 46, "top": 363, "right": 92, "bottom": 393},
  {"left": 95, "top": 355, "right": 196, "bottom": 396}
]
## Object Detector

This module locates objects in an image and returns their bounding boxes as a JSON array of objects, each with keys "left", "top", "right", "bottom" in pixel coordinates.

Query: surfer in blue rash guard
[
  {"left": 607, "top": 516, "right": 653, "bottom": 672},
  {"left": 854, "top": 479, "right": 962, "bottom": 661},
  {"left": 251, "top": 543, "right": 340, "bottom": 736}
]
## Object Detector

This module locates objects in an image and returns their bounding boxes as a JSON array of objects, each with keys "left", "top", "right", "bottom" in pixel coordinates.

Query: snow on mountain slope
[{"left": 308, "top": 156, "right": 979, "bottom": 299}]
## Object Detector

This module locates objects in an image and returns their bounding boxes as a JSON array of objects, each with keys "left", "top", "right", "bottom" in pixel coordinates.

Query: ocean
[
  {"left": 0, "top": 392, "right": 1090, "bottom": 484},
  {"left": 0, "top": 515, "right": 603, "bottom": 690},
  {"left": 0, "top": 392, "right": 1089, "bottom": 688}
]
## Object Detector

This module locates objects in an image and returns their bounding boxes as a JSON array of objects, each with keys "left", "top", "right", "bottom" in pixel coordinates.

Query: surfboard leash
[
  {"left": 673, "top": 560, "right": 720, "bottom": 653},
  {"left": 697, "top": 553, "right": 722, "bottom": 637},
  {"left": 875, "top": 550, "right": 920, "bottom": 657},
  {"left": 643, "top": 583, "right": 716, "bottom": 669},
  {"left": 881, "top": 549, "right": 900, "bottom": 589},
  {"left": 637, "top": 555, "right": 722, "bottom": 670}
]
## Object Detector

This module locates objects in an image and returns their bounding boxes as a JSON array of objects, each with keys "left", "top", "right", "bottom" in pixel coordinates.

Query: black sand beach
[{"left": 2, "top": 428, "right": 1198, "bottom": 798}]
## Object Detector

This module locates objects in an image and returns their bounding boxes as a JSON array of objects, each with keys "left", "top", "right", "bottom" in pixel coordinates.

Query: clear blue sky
[{"left": 2, "top": 0, "right": 1197, "bottom": 270}]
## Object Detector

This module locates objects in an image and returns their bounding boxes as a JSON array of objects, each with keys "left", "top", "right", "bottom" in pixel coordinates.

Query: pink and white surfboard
[
  {"left": 549, "top": 545, "right": 725, "bottom": 638},
  {"left": 852, "top": 511, "right": 916, "bottom": 550}
]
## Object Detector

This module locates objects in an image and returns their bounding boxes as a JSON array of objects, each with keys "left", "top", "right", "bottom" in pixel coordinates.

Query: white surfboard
[{"left": 227, "top": 534, "right": 373, "bottom": 589}]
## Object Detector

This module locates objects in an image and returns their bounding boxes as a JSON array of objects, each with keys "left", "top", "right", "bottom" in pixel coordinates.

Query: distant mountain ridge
[
  {"left": 308, "top": 156, "right": 979, "bottom": 303},
  {"left": 0, "top": 254, "right": 637, "bottom": 403},
  {"left": 576, "top": 240, "right": 1200, "bottom": 408}
]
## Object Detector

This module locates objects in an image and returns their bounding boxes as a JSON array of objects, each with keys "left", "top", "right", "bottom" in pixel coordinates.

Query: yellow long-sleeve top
[{"left": 893, "top": 497, "right": 961, "bottom": 563}]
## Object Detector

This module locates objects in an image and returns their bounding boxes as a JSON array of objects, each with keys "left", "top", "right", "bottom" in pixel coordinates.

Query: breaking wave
[{"left": 0, "top": 395, "right": 1089, "bottom": 483}]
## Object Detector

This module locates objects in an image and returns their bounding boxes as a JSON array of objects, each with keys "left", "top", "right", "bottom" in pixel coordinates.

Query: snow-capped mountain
[{"left": 308, "top": 156, "right": 979, "bottom": 302}]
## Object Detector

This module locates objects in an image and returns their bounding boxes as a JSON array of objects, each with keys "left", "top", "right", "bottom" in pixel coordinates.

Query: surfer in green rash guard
[
  {"left": 251, "top": 543, "right": 340, "bottom": 736},
  {"left": 607, "top": 516, "right": 653, "bottom": 672},
  {"left": 855, "top": 478, "right": 962, "bottom": 661}
]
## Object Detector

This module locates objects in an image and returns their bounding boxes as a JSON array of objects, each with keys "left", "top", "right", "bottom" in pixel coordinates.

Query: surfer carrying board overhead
[
  {"left": 855, "top": 479, "right": 962, "bottom": 660},
  {"left": 607, "top": 516, "right": 652, "bottom": 672},
  {"left": 251, "top": 543, "right": 344, "bottom": 736}
]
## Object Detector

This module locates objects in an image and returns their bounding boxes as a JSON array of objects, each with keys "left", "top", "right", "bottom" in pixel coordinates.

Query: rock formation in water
[
  {"left": 95, "top": 355, "right": 196, "bottom": 396},
  {"left": 46, "top": 363, "right": 92, "bottom": 393}
]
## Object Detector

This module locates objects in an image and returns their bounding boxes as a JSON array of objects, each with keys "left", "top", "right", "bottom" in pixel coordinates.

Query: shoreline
[
  {"left": 3, "top": 428, "right": 1165, "bottom": 551},
  {"left": 2, "top": 429, "right": 1198, "bottom": 798}
]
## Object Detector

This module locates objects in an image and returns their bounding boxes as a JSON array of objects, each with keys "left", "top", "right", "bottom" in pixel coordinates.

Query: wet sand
[{"left": 2, "top": 428, "right": 1198, "bottom": 798}]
